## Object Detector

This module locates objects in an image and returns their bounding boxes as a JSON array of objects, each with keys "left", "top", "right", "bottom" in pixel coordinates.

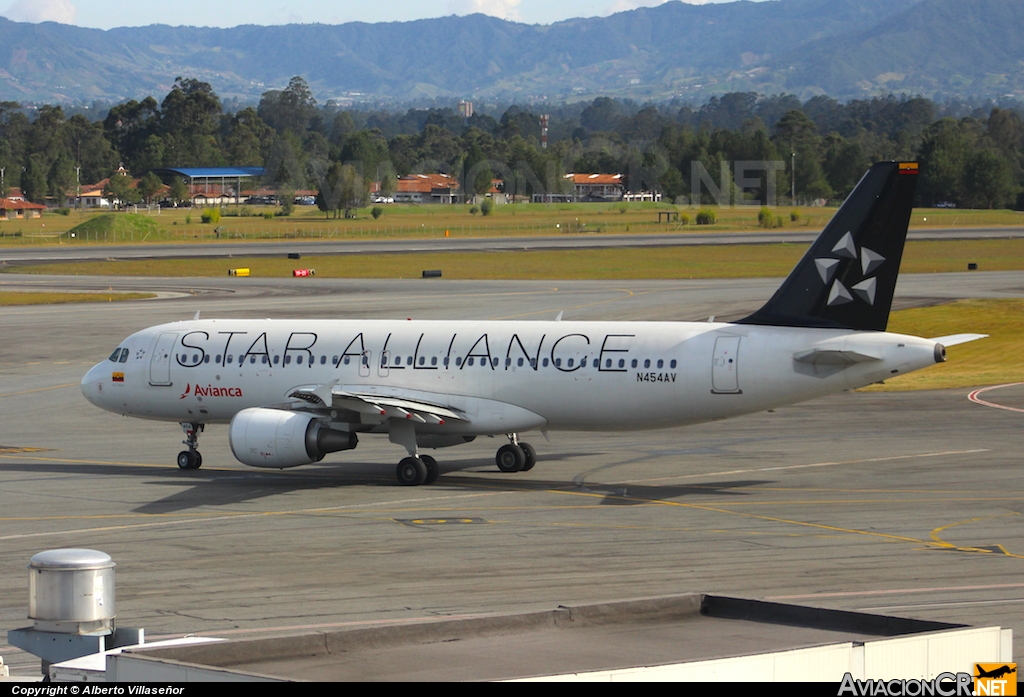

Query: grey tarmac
[{"left": 1, "top": 270, "right": 1023, "bottom": 677}]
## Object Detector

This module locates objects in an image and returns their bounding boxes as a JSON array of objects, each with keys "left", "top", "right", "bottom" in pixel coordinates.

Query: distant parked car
[
  {"left": 372, "top": 196, "right": 394, "bottom": 204},
  {"left": 296, "top": 196, "right": 316, "bottom": 205},
  {"left": 935, "top": 201, "right": 956, "bottom": 208}
]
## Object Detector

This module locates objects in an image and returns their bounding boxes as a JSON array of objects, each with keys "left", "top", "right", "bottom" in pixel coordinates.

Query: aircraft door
[
  {"left": 711, "top": 336, "right": 741, "bottom": 394},
  {"left": 149, "top": 332, "right": 177, "bottom": 386}
]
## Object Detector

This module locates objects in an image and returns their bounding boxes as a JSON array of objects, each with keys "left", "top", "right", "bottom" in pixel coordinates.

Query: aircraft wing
[{"left": 287, "top": 384, "right": 469, "bottom": 425}]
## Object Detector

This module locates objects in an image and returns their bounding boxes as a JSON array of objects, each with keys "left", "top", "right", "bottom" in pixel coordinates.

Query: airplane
[
  {"left": 81, "top": 161, "right": 986, "bottom": 486},
  {"left": 975, "top": 664, "right": 1017, "bottom": 680}
]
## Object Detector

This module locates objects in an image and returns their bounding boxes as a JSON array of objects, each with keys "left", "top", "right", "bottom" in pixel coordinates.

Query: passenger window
[
  {"left": 250, "top": 355, "right": 257, "bottom": 364},
  {"left": 631, "top": 359, "right": 637, "bottom": 368},
  {"left": 216, "top": 354, "right": 222, "bottom": 363},
  {"left": 419, "top": 357, "right": 425, "bottom": 365},
  {"left": 605, "top": 359, "right": 612, "bottom": 368},
  {"left": 518, "top": 358, "right": 524, "bottom": 367},
  {"left": 657, "top": 359, "right": 663, "bottom": 368},
  {"left": 204, "top": 355, "right": 211, "bottom": 364},
  {"left": 567, "top": 358, "right": 574, "bottom": 367},
  {"left": 670, "top": 360, "right": 677, "bottom": 368},
  {"left": 321, "top": 356, "right": 327, "bottom": 365},
  {"left": 543, "top": 358, "right": 549, "bottom": 367},
  {"left": 407, "top": 356, "right": 413, "bottom": 366},
  {"left": 644, "top": 359, "right": 650, "bottom": 368},
  {"left": 467, "top": 357, "right": 474, "bottom": 366},
  {"left": 273, "top": 355, "right": 280, "bottom": 365},
  {"left": 227, "top": 355, "right": 234, "bottom": 364},
  {"left": 263, "top": 356, "right": 269, "bottom": 364},
  {"left": 618, "top": 359, "right": 625, "bottom": 368},
  {"left": 285, "top": 356, "right": 292, "bottom": 365},
  {"left": 431, "top": 357, "right": 437, "bottom": 366}
]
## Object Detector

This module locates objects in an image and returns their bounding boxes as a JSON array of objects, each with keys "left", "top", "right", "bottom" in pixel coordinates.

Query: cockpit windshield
[{"left": 108, "top": 348, "right": 129, "bottom": 363}]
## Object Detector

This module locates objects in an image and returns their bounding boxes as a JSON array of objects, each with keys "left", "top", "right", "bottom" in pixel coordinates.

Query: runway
[
  {"left": 1, "top": 271, "right": 1023, "bottom": 676},
  {"left": 0, "top": 225, "right": 1021, "bottom": 265}
]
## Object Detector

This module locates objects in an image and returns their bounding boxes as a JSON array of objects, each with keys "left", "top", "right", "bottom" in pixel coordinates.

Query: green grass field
[
  {"left": 0, "top": 291, "right": 155, "bottom": 305},
  {"left": 0, "top": 203, "right": 1019, "bottom": 245}
]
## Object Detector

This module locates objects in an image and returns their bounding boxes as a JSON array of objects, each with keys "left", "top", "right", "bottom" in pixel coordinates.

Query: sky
[{"left": 0, "top": 0, "right": 756, "bottom": 30}]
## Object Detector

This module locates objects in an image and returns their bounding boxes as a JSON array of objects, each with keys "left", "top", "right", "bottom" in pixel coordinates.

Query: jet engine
[{"left": 229, "top": 408, "right": 357, "bottom": 468}]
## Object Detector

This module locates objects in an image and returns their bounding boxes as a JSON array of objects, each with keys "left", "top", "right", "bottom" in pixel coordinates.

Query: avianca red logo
[{"left": 179, "top": 383, "right": 243, "bottom": 399}]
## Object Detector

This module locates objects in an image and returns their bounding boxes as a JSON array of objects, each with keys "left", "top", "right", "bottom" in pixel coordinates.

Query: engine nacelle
[{"left": 229, "top": 408, "right": 357, "bottom": 468}]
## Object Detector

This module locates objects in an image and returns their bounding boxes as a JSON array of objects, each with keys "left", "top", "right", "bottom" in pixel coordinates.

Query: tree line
[{"left": 1, "top": 77, "right": 1022, "bottom": 210}]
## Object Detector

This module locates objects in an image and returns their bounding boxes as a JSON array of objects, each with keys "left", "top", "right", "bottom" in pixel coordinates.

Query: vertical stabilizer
[{"left": 739, "top": 161, "right": 918, "bottom": 331}]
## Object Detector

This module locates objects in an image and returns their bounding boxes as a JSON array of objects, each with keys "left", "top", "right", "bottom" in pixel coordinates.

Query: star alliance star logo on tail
[{"left": 815, "top": 230, "right": 886, "bottom": 307}]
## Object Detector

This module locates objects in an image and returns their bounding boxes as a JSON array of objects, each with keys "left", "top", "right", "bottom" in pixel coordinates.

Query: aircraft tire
[
  {"left": 496, "top": 444, "right": 525, "bottom": 472},
  {"left": 519, "top": 443, "right": 537, "bottom": 471},
  {"left": 177, "top": 451, "right": 201, "bottom": 470},
  {"left": 421, "top": 455, "right": 439, "bottom": 485},
  {"left": 397, "top": 456, "right": 428, "bottom": 486}
]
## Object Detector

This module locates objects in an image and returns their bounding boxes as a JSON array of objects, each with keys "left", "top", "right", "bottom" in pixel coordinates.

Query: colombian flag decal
[
  {"left": 898, "top": 162, "right": 919, "bottom": 174},
  {"left": 112, "top": 372, "right": 124, "bottom": 382}
]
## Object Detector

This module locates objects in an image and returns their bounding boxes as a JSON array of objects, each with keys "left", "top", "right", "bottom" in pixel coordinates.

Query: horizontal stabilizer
[
  {"left": 793, "top": 348, "right": 881, "bottom": 366},
  {"left": 930, "top": 333, "right": 988, "bottom": 347}
]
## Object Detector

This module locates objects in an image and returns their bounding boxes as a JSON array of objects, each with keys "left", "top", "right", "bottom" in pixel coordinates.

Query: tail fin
[{"left": 739, "top": 161, "right": 919, "bottom": 331}]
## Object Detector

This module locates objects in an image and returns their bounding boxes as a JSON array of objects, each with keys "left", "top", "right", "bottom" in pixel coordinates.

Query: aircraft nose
[{"left": 81, "top": 363, "right": 107, "bottom": 407}]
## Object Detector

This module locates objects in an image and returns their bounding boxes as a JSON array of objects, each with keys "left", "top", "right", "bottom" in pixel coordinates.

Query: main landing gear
[
  {"left": 389, "top": 421, "right": 538, "bottom": 486},
  {"left": 177, "top": 422, "right": 204, "bottom": 470},
  {"left": 495, "top": 434, "right": 536, "bottom": 473},
  {"left": 395, "top": 454, "right": 439, "bottom": 486}
]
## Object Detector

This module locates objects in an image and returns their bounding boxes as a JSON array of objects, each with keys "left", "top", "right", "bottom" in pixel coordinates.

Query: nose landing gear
[{"left": 177, "top": 422, "right": 204, "bottom": 470}]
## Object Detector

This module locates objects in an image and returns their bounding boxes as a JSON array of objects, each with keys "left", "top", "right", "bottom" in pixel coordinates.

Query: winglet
[{"left": 739, "top": 161, "right": 919, "bottom": 331}]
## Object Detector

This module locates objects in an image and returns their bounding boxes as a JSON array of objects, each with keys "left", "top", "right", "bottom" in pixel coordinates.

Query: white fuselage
[{"left": 81, "top": 318, "right": 941, "bottom": 437}]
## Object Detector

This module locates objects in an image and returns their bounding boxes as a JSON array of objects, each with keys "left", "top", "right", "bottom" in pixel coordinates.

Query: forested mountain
[
  {"left": 3, "top": 77, "right": 1022, "bottom": 214},
  {"left": 1, "top": 0, "right": 1021, "bottom": 104}
]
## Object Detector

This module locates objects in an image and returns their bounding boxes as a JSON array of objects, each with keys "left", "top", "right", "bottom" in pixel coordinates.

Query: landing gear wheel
[
  {"left": 421, "top": 455, "right": 440, "bottom": 485},
  {"left": 396, "top": 456, "right": 428, "bottom": 486},
  {"left": 496, "top": 444, "right": 526, "bottom": 472},
  {"left": 178, "top": 422, "right": 204, "bottom": 471},
  {"left": 519, "top": 442, "right": 537, "bottom": 472},
  {"left": 177, "top": 450, "right": 201, "bottom": 470}
]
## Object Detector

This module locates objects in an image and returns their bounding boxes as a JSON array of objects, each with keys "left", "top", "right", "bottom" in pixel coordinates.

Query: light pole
[
  {"left": 791, "top": 150, "right": 796, "bottom": 205},
  {"left": 75, "top": 166, "right": 81, "bottom": 211},
  {"left": 1, "top": 167, "right": 5, "bottom": 199}
]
